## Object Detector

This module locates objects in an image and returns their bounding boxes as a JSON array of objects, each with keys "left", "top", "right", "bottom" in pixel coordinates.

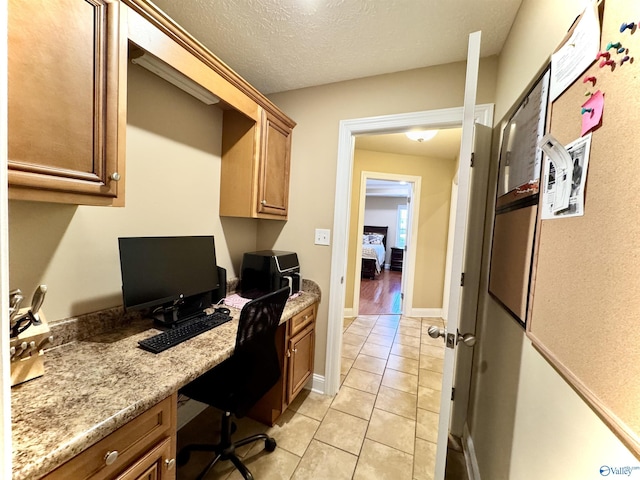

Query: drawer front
[
  {"left": 114, "top": 437, "right": 174, "bottom": 480},
  {"left": 44, "top": 394, "right": 176, "bottom": 480},
  {"left": 289, "top": 304, "right": 316, "bottom": 337}
]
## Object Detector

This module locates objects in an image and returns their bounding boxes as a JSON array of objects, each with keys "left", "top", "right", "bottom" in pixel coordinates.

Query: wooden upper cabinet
[
  {"left": 8, "top": 0, "right": 126, "bottom": 206},
  {"left": 258, "top": 111, "right": 292, "bottom": 217},
  {"left": 220, "top": 108, "right": 294, "bottom": 220}
]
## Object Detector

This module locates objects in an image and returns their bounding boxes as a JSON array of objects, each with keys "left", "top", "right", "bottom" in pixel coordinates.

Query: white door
[
  {"left": 449, "top": 123, "right": 492, "bottom": 436},
  {"left": 431, "top": 31, "right": 482, "bottom": 479}
]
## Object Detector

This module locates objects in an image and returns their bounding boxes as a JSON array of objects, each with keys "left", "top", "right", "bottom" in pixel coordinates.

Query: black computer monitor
[{"left": 118, "top": 236, "right": 219, "bottom": 326}]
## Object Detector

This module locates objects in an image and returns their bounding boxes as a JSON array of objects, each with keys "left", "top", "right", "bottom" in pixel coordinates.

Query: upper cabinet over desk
[
  {"left": 7, "top": 0, "right": 295, "bottom": 217},
  {"left": 7, "top": 0, "right": 127, "bottom": 206}
]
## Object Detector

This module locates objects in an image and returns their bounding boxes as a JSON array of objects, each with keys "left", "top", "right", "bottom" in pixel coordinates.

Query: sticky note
[{"left": 581, "top": 90, "right": 604, "bottom": 136}]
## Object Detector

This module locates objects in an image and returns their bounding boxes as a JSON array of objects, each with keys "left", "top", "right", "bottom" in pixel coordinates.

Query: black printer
[{"left": 240, "top": 250, "right": 300, "bottom": 298}]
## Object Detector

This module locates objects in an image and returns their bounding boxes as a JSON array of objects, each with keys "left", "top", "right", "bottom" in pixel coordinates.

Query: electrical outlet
[{"left": 314, "top": 228, "right": 331, "bottom": 246}]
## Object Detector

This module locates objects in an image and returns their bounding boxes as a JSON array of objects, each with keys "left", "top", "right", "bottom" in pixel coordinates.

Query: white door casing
[{"left": 1, "top": 0, "right": 12, "bottom": 476}]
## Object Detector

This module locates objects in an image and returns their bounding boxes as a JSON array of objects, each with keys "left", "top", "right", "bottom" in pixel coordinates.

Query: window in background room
[{"left": 396, "top": 204, "right": 408, "bottom": 248}]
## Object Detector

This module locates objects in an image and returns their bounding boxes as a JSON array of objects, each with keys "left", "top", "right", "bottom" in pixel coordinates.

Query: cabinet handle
[
  {"left": 293, "top": 348, "right": 298, "bottom": 354},
  {"left": 110, "top": 172, "right": 121, "bottom": 182},
  {"left": 104, "top": 450, "right": 119, "bottom": 466},
  {"left": 287, "top": 349, "right": 291, "bottom": 357},
  {"left": 261, "top": 199, "right": 267, "bottom": 205},
  {"left": 165, "top": 458, "right": 176, "bottom": 470}
]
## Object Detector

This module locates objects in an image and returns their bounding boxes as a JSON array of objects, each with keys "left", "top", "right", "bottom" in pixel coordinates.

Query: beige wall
[
  {"left": 344, "top": 149, "right": 456, "bottom": 310},
  {"left": 468, "top": 0, "right": 637, "bottom": 478},
  {"left": 8, "top": 64, "right": 258, "bottom": 320},
  {"left": 265, "top": 57, "right": 498, "bottom": 376}
]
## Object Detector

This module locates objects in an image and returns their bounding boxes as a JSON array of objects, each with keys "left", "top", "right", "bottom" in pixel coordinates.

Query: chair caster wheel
[
  {"left": 176, "top": 449, "right": 190, "bottom": 466},
  {"left": 265, "top": 437, "right": 277, "bottom": 452}
]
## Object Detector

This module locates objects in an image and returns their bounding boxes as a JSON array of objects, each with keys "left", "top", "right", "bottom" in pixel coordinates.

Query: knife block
[{"left": 10, "top": 309, "right": 51, "bottom": 387}]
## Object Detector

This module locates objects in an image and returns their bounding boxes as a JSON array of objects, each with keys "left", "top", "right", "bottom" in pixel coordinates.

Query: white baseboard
[
  {"left": 308, "top": 373, "right": 326, "bottom": 395},
  {"left": 343, "top": 308, "right": 356, "bottom": 318},
  {"left": 177, "top": 398, "right": 208, "bottom": 430},
  {"left": 463, "top": 423, "right": 481, "bottom": 480},
  {"left": 407, "top": 308, "right": 442, "bottom": 318}
]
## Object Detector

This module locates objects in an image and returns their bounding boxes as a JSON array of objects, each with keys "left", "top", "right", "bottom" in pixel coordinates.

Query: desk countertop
[{"left": 11, "top": 286, "right": 320, "bottom": 480}]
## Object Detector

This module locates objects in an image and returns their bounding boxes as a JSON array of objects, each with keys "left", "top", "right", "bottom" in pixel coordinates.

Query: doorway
[
  {"left": 325, "top": 105, "right": 493, "bottom": 396},
  {"left": 352, "top": 172, "right": 420, "bottom": 318}
]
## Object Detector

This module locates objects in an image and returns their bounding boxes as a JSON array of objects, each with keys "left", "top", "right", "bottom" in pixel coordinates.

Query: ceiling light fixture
[{"left": 405, "top": 130, "right": 438, "bottom": 142}]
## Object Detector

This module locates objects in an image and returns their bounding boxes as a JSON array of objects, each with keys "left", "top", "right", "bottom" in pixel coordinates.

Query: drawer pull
[
  {"left": 293, "top": 348, "right": 298, "bottom": 354},
  {"left": 110, "top": 172, "right": 121, "bottom": 182},
  {"left": 165, "top": 458, "right": 176, "bottom": 470},
  {"left": 104, "top": 450, "right": 119, "bottom": 466}
]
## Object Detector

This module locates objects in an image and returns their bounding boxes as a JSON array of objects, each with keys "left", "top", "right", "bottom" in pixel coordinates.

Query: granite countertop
[{"left": 12, "top": 283, "right": 320, "bottom": 480}]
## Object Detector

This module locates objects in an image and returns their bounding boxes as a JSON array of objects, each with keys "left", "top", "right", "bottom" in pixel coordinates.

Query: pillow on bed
[
  {"left": 366, "top": 233, "right": 384, "bottom": 245},
  {"left": 363, "top": 234, "right": 370, "bottom": 244}
]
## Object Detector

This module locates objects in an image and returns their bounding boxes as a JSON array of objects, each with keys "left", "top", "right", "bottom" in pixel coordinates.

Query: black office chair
[{"left": 177, "top": 287, "right": 290, "bottom": 480}]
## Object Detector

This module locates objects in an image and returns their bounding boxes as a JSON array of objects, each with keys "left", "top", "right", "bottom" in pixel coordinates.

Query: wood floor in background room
[
  {"left": 359, "top": 269, "right": 402, "bottom": 315},
  {"left": 177, "top": 314, "right": 468, "bottom": 479}
]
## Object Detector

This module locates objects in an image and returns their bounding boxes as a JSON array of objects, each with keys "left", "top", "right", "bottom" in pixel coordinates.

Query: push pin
[
  {"left": 620, "top": 22, "right": 635, "bottom": 33},
  {"left": 600, "top": 59, "right": 615, "bottom": 68},
  {"left": 583, "top": 76, "right": 596, "bottom": 85},
  {"left": 621, "top": 55, "right": 631, "bottom": 65},
  {"left": 596, "top": 51, "right": 611, "bottom": 60},
  {"left": 584, "top": 91, "right": 593, "bottom": 97},
  {"left": 606, "top": 41, "right": 622, "bottom": 51},
  {"left": 581, "top": 107, "right": 593, "bottom": 115},
  {"left": 618, "top": 47, "right": 626, "bottom": 54}
]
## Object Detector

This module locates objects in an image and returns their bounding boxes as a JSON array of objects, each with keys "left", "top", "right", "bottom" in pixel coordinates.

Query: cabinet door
[
  {"left": 258, "top": 112, "right": 291, "bottom": 217},
  {"left": 8, "top": 0, "right": 124, "bottom": 205},
  {"left": 287, "top": 324, "right": 315, "bottom": 403}
]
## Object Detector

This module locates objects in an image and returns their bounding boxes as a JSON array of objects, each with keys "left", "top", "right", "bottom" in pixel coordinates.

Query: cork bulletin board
[{"left": 527, "top": 0, "right": 640, "bottom": 457}]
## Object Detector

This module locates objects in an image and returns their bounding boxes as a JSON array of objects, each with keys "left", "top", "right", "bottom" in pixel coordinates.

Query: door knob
[
  {"left": 427, "top": 326, "right": 445, "bottom": 339},
  {"left": 457, "top": 332, "right": 477, "bottom": 347}
]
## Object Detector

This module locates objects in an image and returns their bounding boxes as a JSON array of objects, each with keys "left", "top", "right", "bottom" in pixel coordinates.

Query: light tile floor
[{"left": 177, "top": 314, "right": 455, "bottom": 480}]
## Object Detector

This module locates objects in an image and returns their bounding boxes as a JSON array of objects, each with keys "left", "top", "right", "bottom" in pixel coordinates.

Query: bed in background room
[{"left": 361, "top": 225, "right": 388, "bottom": 279}]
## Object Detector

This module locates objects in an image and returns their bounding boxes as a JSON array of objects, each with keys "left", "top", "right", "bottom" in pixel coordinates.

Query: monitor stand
[{"left": 152, "top": 291, "right": 213, "bottom": 327}]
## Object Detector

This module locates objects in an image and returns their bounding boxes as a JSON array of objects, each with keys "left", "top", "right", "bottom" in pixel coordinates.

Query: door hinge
[
  {"left": 460, "top": 272, "right": 465, "bottom": 286},
  {"left": 470, "top": 152, "right": 475, "bottom": 167},
  {"left": 400, "top": 292, "right": 404, "bottom": 300},
  {"left": 451, "top": 387, "right": 455, "bottom": 401},
  {"left": 407, "top": 196, "right": 411, "bottom": 204}
]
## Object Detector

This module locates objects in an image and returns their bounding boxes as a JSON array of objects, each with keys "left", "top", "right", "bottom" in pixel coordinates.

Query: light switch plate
[{"left": 314, "top": 228, "right": 331, "bottom": 246}]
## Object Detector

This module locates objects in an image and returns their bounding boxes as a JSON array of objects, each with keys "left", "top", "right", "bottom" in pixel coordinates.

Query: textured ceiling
[{"left": 150, "top": 0, "right": 523, "bottom": 94}]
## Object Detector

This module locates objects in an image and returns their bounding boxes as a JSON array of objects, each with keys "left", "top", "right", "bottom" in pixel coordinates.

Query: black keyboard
[{"left": 138, "top": 311, "right": 233, "bottom": 353}]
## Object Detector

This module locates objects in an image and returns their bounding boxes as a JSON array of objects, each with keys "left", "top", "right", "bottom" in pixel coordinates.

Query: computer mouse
[{"left": 215, "top": 307, "right": 231, "bottom": 315}]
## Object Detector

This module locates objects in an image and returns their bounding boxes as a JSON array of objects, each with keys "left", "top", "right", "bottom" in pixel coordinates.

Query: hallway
[{"left": 359, "top": 269, "right": 402, "bottom": 315}]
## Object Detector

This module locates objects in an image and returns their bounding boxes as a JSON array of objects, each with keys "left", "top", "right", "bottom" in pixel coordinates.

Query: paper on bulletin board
[
  {"left": 549, "top": 3, "right": 601, "bottom": 101},
  {"left": 497, "top": 69, "right": 551, "bottom": 196},
  {"left": 541, "top": 133, "right": 592, "bottom": 219},
  {"left": 581, "top": 90, "right": 604, "bottom": 136}
]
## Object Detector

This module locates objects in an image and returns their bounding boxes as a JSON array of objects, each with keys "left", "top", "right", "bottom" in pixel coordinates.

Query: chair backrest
[{"left": 233, "top": 287, "right": 290, "bottom": 417}]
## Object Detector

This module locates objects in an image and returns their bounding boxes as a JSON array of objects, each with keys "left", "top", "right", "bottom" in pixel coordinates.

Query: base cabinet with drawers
[
  {"left": 43, "top": 394, "right": 177, "bottom": 480},
  {"left": 249, "top": 302, "right": 317, "bottom": 425}
]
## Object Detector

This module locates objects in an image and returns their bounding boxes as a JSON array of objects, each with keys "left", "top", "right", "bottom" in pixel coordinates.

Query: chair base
[{"left": 178, "top": 411, "right": 277, "bottom": 480}]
